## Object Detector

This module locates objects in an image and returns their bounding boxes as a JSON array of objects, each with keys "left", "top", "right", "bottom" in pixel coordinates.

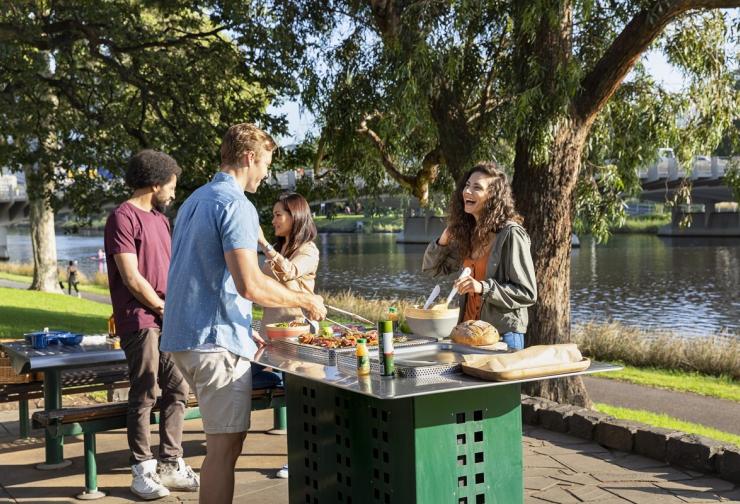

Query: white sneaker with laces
[
  {"left": 276, "top": 464, "right": 289, "bottom": 479},
  {"left": 131, "top": 459, "right": 170, "bottom": 500},
  {"left": 158, "top": 458, "right": 199, "bottom": 491}
]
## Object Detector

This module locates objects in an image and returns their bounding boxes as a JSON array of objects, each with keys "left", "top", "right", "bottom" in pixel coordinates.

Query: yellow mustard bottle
[{"left": 356, "top": 338, "right": 370, "bottom": 376}]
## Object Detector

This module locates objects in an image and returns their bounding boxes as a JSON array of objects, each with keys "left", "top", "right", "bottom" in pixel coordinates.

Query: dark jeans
[{"left": 121, "top": 327, "right": 189, "bottom": 465}]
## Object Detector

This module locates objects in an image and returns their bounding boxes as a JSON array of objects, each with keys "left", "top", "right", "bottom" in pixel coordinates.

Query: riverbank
[
  {"left": 313, "top": 214, "right": 403, "bottom": 233},
  {"left": 610, "top": 214, "right": 671, "bottom": 234}
]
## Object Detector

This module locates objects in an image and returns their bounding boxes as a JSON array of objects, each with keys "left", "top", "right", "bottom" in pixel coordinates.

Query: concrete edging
[{"left": 521, "top": 395, "right": 740, "bottom": 484}]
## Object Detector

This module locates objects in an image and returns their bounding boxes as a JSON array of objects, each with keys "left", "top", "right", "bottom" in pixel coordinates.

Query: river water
[{"left": 6, "top": 231, "right": 739, "bottom": 338}]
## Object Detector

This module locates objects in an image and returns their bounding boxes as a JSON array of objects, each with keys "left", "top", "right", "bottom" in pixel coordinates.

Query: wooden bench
[
  {"left": 32, "top": 374, "right": 286, "bottom": 499},
  {"left": 0, "top": 365, "right": 130, "bottom": 439}
]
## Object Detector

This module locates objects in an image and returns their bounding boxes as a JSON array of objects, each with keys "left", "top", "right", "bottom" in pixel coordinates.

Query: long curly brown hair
[{"left": 447, "top": 162, "right": 524, "bottom": 259}]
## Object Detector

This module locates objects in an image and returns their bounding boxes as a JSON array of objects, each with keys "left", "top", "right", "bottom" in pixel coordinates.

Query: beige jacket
[
  {"left": 260, "top": 241, "right": 320, "bottom": 326},
  {"left": 422, "top": 222, "right": 537, "bottom": 334}
]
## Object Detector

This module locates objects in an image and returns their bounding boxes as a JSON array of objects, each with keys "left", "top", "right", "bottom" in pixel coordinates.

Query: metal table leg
[
  {"left": 37, "top": 369, "right": 71, "bottom": 470},
  {"left": 286, "top": 375, "right": 524, "bottom": 504}
]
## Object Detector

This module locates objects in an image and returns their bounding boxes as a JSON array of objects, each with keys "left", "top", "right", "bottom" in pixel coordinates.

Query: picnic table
[
  {"left": 254, "top": 343, "right": 619, "bottom": 504},
  {"left": 1, "top": 339, "right": 125, "bottom": 469}
]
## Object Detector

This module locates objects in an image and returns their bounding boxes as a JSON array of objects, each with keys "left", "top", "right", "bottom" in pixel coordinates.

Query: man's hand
[
  {"left": 154, "top": 300, "right": 165, "bottom": 318},
  {"left": 302, "top": 293, "right": 327, "bottom": 321},
  {"left": 252, "top": 329, "right": 266, "bottom": 347}
]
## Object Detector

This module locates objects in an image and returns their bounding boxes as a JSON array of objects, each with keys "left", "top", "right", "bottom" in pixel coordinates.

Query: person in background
[
  {"left": 67, "top": 260, "right": 80, "bottom": 297},
  {"left": 104, "top": 150, "right": 198, "bottom": 500},
  {"left": 161, "top": 123, "right": 326, "bottom": 504},
  {"left": 97, "top": 248, "right": 107, "bottom": 274},
  {"left": 257, "top": 192, "right": 319, "bottom": 479},
  {"left": 422, "top": 162, "right": 537, "bottom": 350}
]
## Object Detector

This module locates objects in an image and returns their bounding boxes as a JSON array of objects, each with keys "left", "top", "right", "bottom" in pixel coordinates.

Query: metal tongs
[
  {"left": 301, "top": 310, "right": 320, "bottom": 335},
  {"left": 326, "top": 305, "right": 374, "bottom": 326}
]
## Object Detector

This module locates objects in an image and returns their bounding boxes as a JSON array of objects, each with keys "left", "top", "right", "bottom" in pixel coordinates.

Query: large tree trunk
[
  {"left": 512, "top": 120, "right": 591, "bottom": 407},
  {"left": 24, "top": 164, "right": 61, "bottom": 293}
]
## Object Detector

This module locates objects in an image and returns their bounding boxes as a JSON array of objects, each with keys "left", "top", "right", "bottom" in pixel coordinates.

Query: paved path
[
  {"left": 0, "top": 409, "right": 737, "bottom": 503},
  {"left": 584, "top": 376, "right": 740, "bottom": 435}
]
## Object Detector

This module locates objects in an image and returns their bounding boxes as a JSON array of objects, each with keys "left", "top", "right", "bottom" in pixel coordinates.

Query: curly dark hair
[
  {"left": 447, "top": 161, "right": 524, "bottom": 259},
  {"left": 125, "top": 149, "right": 182, "bottom": 189}
]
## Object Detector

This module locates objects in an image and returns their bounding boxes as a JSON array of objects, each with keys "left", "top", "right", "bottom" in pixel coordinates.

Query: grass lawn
[
  {"left": 610, "top": 214, "right": 671, "bottom": 234},
  {"left": 0, "top": 286, "right": 110, "bottom": 338},
  {"left": 595, "top": 403, "right": 740, "bottom": 448},
  {"left": 600, "top": 364, "right": 740, "bottom": 403},
  {"left": 0, "top": 271, "right": 111, "bottom": 297}
]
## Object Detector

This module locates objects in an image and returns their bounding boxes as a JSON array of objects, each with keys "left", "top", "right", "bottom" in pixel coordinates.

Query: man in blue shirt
[{"left": 162, "top": 123, "right": 326, "bottom": 504}]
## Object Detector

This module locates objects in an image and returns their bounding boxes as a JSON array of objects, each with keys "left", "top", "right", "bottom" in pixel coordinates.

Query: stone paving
[{"left": 0, "top": 409, "right": 737, "bottom": 503}]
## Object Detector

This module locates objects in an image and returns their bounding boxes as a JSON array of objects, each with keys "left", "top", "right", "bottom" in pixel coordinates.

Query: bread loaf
[{"left": 450, "top": 320, "right": 499, "bottom": 346}]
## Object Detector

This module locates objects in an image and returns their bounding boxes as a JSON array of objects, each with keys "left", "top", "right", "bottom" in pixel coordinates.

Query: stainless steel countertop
[
  {"left": 0, "top": 341, "right": 125, "bottom": 374},
  {"left": 253, "top": 344, "right": 622, "bottom": 400}
]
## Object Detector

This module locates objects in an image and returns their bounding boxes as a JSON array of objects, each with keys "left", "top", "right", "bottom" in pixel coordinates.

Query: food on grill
[
  {"left": 273, "top": 320, "right": 307, "bottom": 328},
  {"left": 450, "top": 320, "right": 499, "bottom": 346},
  {"left": 297, "top": 328, "right": 407, "bottom": 349}
]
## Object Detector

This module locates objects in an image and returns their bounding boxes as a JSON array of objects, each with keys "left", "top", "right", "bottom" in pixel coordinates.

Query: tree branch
[
  {"left": 574, "top": 0, "right": 740, "bottom": 124},
  {"left": 356, "top": 111, "right": 442, "bottom": 205}
]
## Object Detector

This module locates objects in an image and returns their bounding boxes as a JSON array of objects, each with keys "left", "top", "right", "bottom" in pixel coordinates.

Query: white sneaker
[
  {"left": 131, "top": 459, "right": 170, "bottom": 500},
  {"left": 276, "top": 464, "right": 289, "bottom": 479},
  {"left": 158, "top": 458, "right": 199, "bottom": 491}
]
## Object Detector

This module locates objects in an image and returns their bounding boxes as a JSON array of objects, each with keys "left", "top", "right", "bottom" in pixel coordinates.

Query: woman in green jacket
[{"left": 422, "top": 162, "right": 537, "bottom": 350}]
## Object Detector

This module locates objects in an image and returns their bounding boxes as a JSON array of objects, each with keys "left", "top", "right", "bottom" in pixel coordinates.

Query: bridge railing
[{"left": 638, "top": 156, "right": 733, "bottom": 182}]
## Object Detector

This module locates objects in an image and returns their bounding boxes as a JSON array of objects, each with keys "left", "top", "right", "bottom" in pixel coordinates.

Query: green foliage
[
  {"left": 574, "top": 164, "right": 627, "bottom": 242},
  {"left": 286, "top": 1, "right": 738, "bottom": 241},
  {"left": 724, "top": 158, "right": 740, "bottom": 203},
  {"left": 0, "top": 2, "right": 307, "bottom": 216}
]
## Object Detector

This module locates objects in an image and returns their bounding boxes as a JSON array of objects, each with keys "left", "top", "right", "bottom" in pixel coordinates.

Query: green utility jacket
[{"left": 422, "top": 222, "right": 537, "bottom": 334}]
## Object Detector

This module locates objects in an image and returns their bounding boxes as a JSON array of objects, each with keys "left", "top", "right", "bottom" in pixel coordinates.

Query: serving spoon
[
  {"left": 444, "top": 267, "right": 472, "bottom": 306},
  {"left": 422, "top": 284, "right": 441, "bottom": 310}
]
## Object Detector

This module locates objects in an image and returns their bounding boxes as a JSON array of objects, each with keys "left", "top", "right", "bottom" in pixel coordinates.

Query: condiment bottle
[
  {"left": 356, "top": 338, "right": 370, "bottom": 376},
  {"left": 386, "top": 306, "right": 399, "bottom": 332},
  {"left": 107, "top": 315, "right": 116, "bottom": 337},
  {"left": 377, "top": 320, "right": 395, "bottom": 377}
]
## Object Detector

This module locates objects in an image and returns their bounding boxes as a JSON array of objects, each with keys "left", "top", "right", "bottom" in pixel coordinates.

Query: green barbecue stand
[
  {"left": 255, "top": 345, "right": 619, "bottom": 504},
  {"left": 286, "top": 376, "right": 522, "bottom": 504}
]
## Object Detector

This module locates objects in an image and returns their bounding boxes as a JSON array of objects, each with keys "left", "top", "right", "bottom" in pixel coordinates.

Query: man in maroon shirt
[{"left": 104, "top": 150, "right": 198, "bottom": 500}]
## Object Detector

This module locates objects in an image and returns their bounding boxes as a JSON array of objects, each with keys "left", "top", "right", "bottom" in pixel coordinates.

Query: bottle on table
[
  {"left": 107, "top": 315, "right": 120, "bottom": 349},
  {"left": 356, "top": 338, "right": 370, "bottom": 376},
  {"left": 386, "top": 306, "right": 399, "bottom": 333},
  {"left": 377, "top": 320, "right": 395, "bottom": 378}
]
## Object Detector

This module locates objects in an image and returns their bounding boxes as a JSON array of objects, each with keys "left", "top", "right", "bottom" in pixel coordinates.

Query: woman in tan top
[
  {"left": 256, "top": 192, "right": 319, "bottom": 480},
  {"left": 257, "top": 192, "right": 320, "bottom": 328}
]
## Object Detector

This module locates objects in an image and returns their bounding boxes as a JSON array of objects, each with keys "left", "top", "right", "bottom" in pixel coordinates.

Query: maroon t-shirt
[{"left": 104, "top": 202, "right": 171, "bottom": 334}]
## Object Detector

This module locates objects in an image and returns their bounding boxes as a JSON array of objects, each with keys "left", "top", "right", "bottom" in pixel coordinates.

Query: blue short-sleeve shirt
[{"left": 161, "top": 172, "right": 260, "bottom": 359}]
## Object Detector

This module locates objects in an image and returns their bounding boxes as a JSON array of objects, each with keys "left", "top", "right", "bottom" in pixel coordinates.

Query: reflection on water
[{"left": 6, "top": 231, "right": 739, "bottom": 338}]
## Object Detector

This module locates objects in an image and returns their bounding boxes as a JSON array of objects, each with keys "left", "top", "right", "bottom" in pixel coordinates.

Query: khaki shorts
[{"left": 172, "top": 350, "right": 252, "bottom": 434}]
